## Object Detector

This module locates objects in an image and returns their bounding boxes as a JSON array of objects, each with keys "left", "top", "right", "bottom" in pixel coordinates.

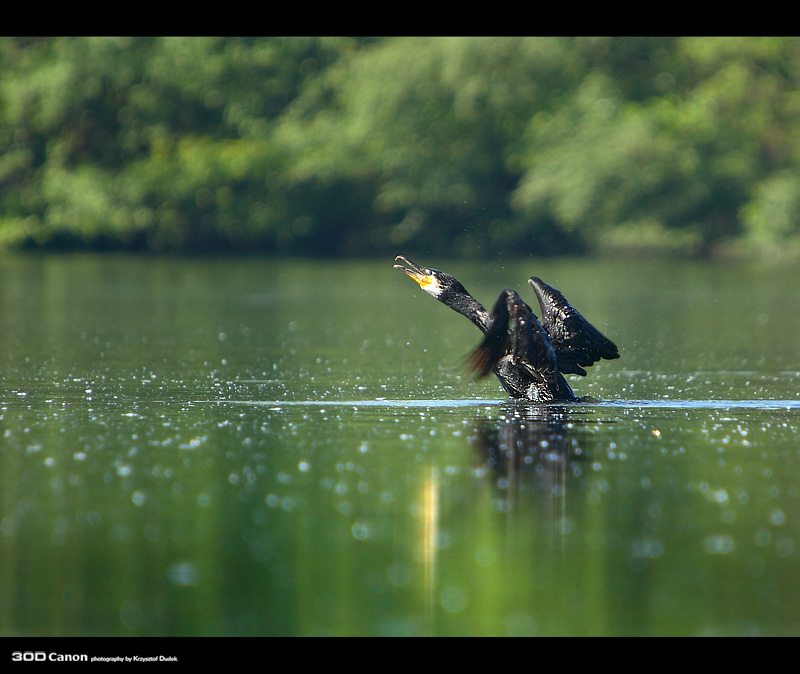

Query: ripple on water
[{"left": 214, "top": 397, "right": 800, "bottom": 413}]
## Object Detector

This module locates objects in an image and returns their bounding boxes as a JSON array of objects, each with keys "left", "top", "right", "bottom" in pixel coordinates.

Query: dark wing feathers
[
  {"left": 467, "top": 290, "right": 511, "bottom": 379},
  {"left": 527, "top": 277, "right": 619, "bottom": 377},
  {"left": 467, "top": 289, "right": 558, "bottom": 381}
]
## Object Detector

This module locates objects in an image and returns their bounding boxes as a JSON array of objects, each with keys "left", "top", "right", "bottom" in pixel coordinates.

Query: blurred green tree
[{"left": 1, "top": 36, "right": 799, "bottom": 257}]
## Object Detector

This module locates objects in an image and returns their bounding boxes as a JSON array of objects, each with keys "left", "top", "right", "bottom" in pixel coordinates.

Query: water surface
[{"left": 1, "top": 254, "right": 799, "bottom": 636}]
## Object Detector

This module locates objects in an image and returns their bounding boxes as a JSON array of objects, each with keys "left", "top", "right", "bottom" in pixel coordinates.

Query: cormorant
[{"left": 393, "top": 255, "right": 619, "bottom": 402}]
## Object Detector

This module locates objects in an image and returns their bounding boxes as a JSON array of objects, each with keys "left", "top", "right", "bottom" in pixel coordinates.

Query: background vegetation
[{"left": 2, "top": 36, "right": 800, "bottom": 257}]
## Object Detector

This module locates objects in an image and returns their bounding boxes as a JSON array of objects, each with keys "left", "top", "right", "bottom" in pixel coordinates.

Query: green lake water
[{"left": 1, "top": 253, "right": 800, "bottom": 636}]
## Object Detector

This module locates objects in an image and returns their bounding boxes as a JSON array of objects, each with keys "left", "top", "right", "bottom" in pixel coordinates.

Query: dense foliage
[{"left": 2, "top": 36, "right": 800, "bottom": 257}]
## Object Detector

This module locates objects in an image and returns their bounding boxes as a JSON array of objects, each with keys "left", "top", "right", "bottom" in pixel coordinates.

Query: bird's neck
[{"left": 448, "top": 294, "right": 492, "bottom": 333}]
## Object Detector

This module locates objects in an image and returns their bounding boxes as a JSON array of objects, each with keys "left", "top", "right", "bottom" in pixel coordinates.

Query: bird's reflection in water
[
  {"left": 470, "top": 403, "right": 598, "bottom": 557},
  {"left": 415, "top": 404, "right": 605, "bottom": 633},
  {"left": 473, "top": 404, "right": 581, "bottom": 478}
]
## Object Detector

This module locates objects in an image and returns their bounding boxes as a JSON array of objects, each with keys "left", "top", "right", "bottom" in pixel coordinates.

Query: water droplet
[
  {"left": 441, "top": 586, "right": 469, "bottom": 613},
  {"left": 351, "top": 521, "right": 373, "bottom": 540},
  {"left": 167, "top": 561, "right": 199, "bottom": 586},
  {"left": 770, "top": 509, "right": 787, "bottom": 526},
  {"left": 704, "top": 535, "right": 735, "bottom": 554}
]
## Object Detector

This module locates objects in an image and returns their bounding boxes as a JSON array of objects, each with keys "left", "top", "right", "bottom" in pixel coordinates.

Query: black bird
[{"left": 393, "top": 255, "right": 619, "bottom": 402}]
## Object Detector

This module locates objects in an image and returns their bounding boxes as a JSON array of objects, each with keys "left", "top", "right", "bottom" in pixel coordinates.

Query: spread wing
[
  {"left": 527, "top": 277, "right": 619, "bottom": 376},
  {"left": 467, "top": 288, "right": 558, "bottom": 382}
]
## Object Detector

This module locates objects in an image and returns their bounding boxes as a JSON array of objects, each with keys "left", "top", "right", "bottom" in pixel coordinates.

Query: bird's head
[{"left": 393, "top": 255, "right": 470, "bottom": 304}]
